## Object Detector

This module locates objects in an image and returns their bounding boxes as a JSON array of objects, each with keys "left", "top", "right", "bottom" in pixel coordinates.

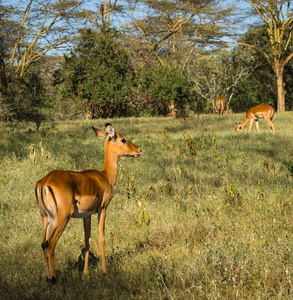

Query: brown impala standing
[
  {"left": 235, "top": 104, "right": 275, "bottom": 134},
  {"left": 214, "top": 97, "right": 225, "bottom": 115},
  {"left": 35, "top": 123, "right": 142, "bottom": 283}
]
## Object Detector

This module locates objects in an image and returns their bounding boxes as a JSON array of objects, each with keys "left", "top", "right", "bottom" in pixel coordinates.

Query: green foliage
[
  {"left": 230, "top": 25, "right": 293, "bottom": 112},
  {"left": 58, "top": 27, "right": 134, "bottom": 118},
  {"left": 57, "top": 29, "right": 192, "bottom": 118},
  {"left": 133, "top": 65, "right": 191, "bottom": 116},
  {"left": 1, "top": 71, "right": 48, "bottom": 129}
]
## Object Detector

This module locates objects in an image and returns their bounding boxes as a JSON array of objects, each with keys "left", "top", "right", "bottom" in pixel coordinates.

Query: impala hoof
[{"left": 46, "top": 276, "right": 57, "bottom": 284}]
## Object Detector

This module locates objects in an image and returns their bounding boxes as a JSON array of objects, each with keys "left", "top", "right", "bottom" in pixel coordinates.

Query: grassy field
[{"left": 0, "top": 112, "right": 293, "bottom": 299}]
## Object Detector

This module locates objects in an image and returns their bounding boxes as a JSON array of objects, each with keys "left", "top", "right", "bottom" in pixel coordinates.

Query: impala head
[
  {"left": 92, "top": 123, "right": 142, "bottom": 158},
  {"left": 235, "top": 122, "right": 242, "bottom": 132}
]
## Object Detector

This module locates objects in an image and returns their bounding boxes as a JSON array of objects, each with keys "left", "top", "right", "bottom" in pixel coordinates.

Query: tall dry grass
[{"left": 0, "top": 112, "right": 292, "bottom": 299}]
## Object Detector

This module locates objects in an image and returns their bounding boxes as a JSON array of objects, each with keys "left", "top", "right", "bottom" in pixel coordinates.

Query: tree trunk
[{"left": 276, "top": 68, "right": 285, "bottom": 112}]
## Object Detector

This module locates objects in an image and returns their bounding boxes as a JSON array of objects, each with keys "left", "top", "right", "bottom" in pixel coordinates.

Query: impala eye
[{"left": 121, "top": 138, "right": 127, "bottom": 144}]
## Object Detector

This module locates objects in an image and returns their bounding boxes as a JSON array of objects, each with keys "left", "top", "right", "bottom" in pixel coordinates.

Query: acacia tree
[
  {"left": 1, "top": 0, "right": 83, "bottom": 92},
  {"left": 120, "top": 0, "right": 236, "bottom": 70},
  {"left": 239, "top": 0, "right": 293, "bottom": 112},
  {"left": 0, "top": 0, "right": 84, "bottom": 125},
  {"left": 188, "top": 49, "right": 257, "bottom": 112},
  {"left": 76, "top": 0, "right": 118, "bottom": 30}
]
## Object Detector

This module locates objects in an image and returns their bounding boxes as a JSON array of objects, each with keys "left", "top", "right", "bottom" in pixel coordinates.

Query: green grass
[{"left": 0, "top": 112, "right": 293, "bottom": 299}]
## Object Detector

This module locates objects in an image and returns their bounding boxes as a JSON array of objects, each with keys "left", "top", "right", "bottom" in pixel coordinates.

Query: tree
[
  {"left": 76, "top": 0, "right": 119, "bottom": 30},
  {"left": 188, "top": 49, "right": 256, "bottom": 112},
  {"left": 121, "top": 0, "right": 236, "bottom": 70},
  {"left": 57, "top": 27, "right": 135, "bottom": 118},
  {"left": 133, "top": 65, "right": 191, "bottom": 116},
  {"left": 0, "top": 0, "right": 84, "bottom": 125},
  {"left": 238, "top": 0, "right": 293, "bottom": 112},
  {"left": 0, "top": 0, "right": 83, "bottom": 92},
  {"left": 4, "top": 69, "right": 48, "bottom": 130}
]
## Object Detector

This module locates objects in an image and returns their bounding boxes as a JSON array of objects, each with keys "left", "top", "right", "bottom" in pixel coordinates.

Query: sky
[{"left": 3, "top": 0, "right": 259, "bottom": 49}]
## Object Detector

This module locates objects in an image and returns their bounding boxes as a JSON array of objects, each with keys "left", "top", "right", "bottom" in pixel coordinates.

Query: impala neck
[
  {"left": 241, "top": 117, "right": 250, "bottom": 129},
  {"left": 101, "top": 147, "right": 120, "bottom": 187}
]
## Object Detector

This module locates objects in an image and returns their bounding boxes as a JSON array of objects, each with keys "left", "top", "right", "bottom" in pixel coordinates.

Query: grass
[{"left": 0, "top": 112, "right": 293, "bottom": 299}]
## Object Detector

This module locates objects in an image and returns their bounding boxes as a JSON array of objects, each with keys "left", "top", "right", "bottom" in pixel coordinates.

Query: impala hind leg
[
  {"left": 41, "top": 214, "right": 51, "bottom": 281},
  {"left": 45, "top": 216, "right": 70, "bottom": 282},
  {"left": 265, "top": 117, "right": 275, "bottom": 134},
  {"left": 83, "top": 216, "right": 91, "bottom": 275},
  {"left": 255, "top": 120, "right": 259, "bottom": 131}
]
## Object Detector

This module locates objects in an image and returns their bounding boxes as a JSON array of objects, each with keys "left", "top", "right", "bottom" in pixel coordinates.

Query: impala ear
[
  {"left": 105, "top": 123, "right": 116, "bottom": 139},
  {"left": 92, "top": 127, "right": 107, "bottom": 139}
]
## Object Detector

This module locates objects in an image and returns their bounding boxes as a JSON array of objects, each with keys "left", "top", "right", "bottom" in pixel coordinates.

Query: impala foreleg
[
  {"left": 98, "top": 208, "right": 107, "bottom": 274},
  {"left": 83, "top": 216, "right": 91, "bottom": 275},
  {"left": 249, "top": 119, "right": 254, "bottom": 132}
]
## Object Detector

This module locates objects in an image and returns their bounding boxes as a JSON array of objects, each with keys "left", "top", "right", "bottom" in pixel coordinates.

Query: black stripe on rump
[
  {"left": 47, "top": 186, "right": 58, "bottom": 213},
  {"left": 35, "top": 185, "right": 47, "bottom": 210}
]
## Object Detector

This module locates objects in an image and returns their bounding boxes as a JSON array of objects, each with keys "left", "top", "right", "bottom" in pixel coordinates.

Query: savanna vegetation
[
  {"left": 0, "top": 113, "right": 292, "bottom": 299},
  {"left": 1, "top": 0, "right": 293, "bottom": 130},
  {"left": 0, "top": 0, "right": 293, "bottom": 298}
]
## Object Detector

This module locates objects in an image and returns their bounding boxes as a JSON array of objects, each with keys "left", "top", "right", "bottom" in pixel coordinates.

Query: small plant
[
  {"left": 198, "top": 134, "right": 208, "bottom": 150},
  {"left": 28, "top": 143, "right": 36, "bottom": 164},
  {"left": 186, "top": 132, "right": 197, "bottom": 155},
  {"left": 287, "top": 161, "right": 293, "bottom": 177},
  {"left": 0, "top": 201, "right": 8, "bottom": 218},
  {"left": 126, "top": 172, "right": 136, "bottom": 200},
  {"left": 222, "top": 170, "right": 241, "bottom": 207},
  {"left": 136, "top": 197, "right": 150, "bottom": 227},
  {"left": 263, "top": 159, "right": 275, "bottom": 175},
  {"left": 39, "top": 138, "right": 51, "bottom": 161},
  {"left": 159, "top": 182, "right": 173, "bottom": 196},
  {"left": 212, "top": 135, "right": 217, "bottom": 151},
  {"left": 225, "top": 182, "right": 241, "bottom": 207},
  {"left": 256, "top": 179, "right": 265, "bottom": 199}
]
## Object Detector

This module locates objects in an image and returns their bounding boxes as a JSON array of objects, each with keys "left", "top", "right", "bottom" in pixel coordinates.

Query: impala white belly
[{"left": 71, "top": 210, "right": 97, "bottom": 218}]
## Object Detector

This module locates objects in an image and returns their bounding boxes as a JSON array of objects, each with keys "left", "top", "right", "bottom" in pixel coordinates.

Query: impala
[
  {"left": 214, "top": 97, "right": 225, "bottom": 115},
  {"left": 167, "top": 108, "right": 190, "bottom": 120},
  {"left": 35, "top": 123, "right": 142, "bottom": 283},
  {"left": 235, "top": 104, "right": 275, "bottom": 134}
]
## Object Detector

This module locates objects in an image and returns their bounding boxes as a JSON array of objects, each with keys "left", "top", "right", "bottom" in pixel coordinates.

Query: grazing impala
[
  {"left": 214, "top": 97, "right": 225, "bottom": 115},
  {"left": 167, "top": 108, "right": 190, "bottom": 120},
  {"left": 235, "top": 104, "right": 275, "bottom": 134},
  {"left": 35, "top": 124, "right": 142, "bottom": 283}
]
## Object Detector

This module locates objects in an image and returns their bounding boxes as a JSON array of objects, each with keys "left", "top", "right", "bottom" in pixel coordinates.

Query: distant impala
[
  {"left": 214, "top": 97, "right": 225, "bottom": 115},
  {"left": 235, "top": 104, "right": 275, "bottom": 134},
  {"left": 167, "top": 108, "right": 190, "bottom": 121}
]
